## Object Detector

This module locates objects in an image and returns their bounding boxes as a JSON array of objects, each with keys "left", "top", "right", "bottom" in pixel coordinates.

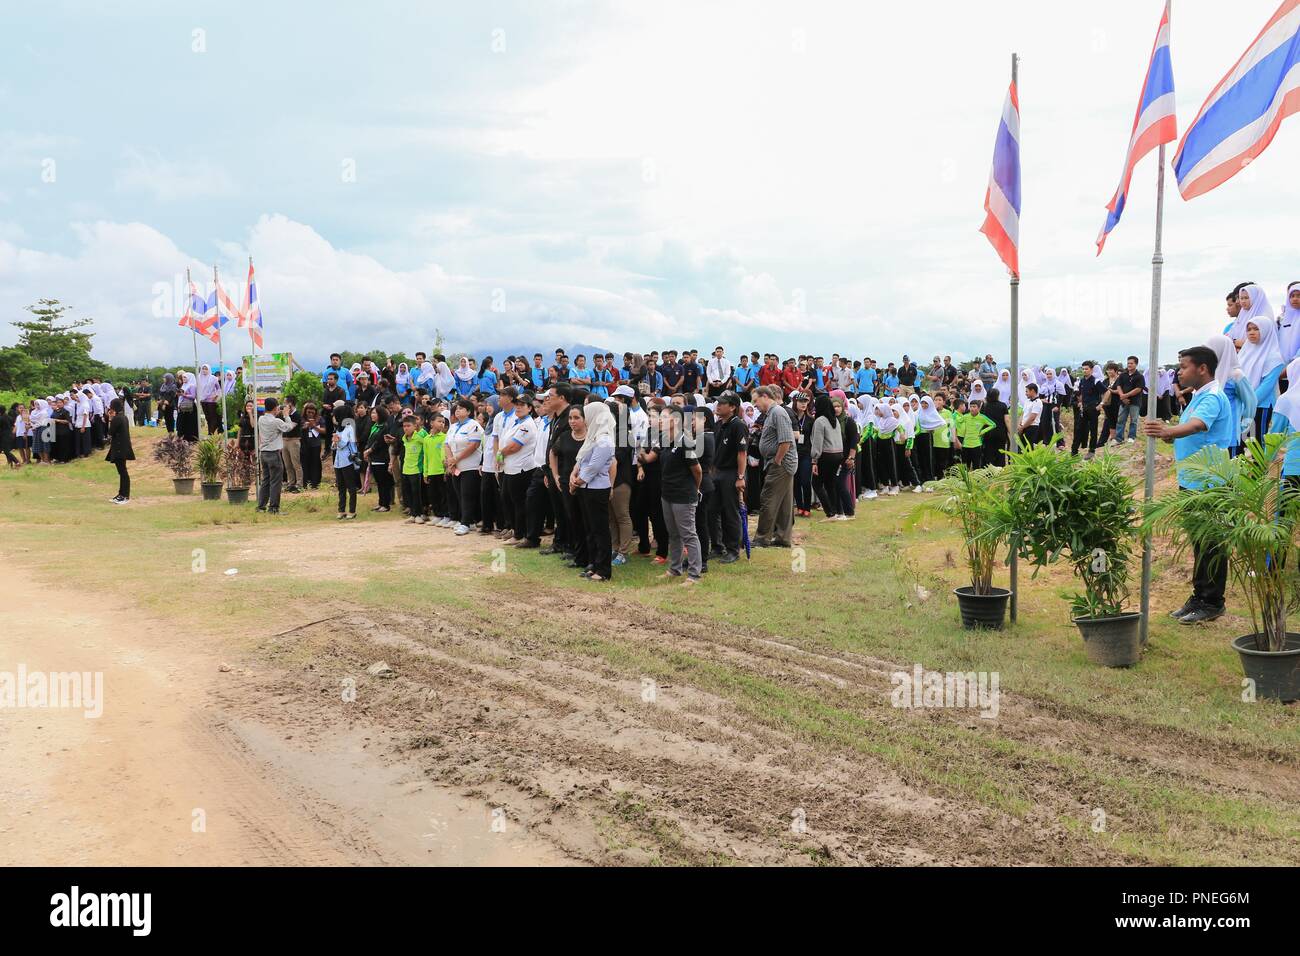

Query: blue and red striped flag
[
  {"left": 979, "top": 80, "right": 1021, "bottom": 278},
  {"left": 179, "top": 277, "right": 219, "bottom": 344},
  {"left": 1175, "top": 0, "right": 1300, "bottom": 199},
  {"left": 1097, "top": 2, "right": 1177, "bottom": 254},
  {"left": 240, "top": 260, "right": 264, "bottom": 349}
]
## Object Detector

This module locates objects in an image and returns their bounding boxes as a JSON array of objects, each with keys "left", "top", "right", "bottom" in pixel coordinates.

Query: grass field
[{"left": 2, "top": 426, "right": 1297, "bottom": 865}]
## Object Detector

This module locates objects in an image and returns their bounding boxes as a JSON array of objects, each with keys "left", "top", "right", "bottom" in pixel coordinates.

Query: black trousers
[
  {"left": 814, "top": 452, "right": 843, "bottom": 516},
  {"left": 458, "top": 469, "right": 482, "bottom": 526},
  {"left": 1184, "top": 486, "right": 1228, "bottom": 608},
  {"left": 525, "top": 467, "right": 550, "bottom": 544},
  {"left": 373, "top": 462, "right": 394, "bottom": 508},
  {"left": 201, "top": 401, "right": 222, "bottom": 435},
  {"left": 566, "top": 487, "right": 589, "bottom": 566},
  {"left": 402, "top": 473, "right": 425, "bottom": 515},
  {"left": 336, "top": 464, "right": 358, "bottom": 513},
  {"left": 960, "top": 446, "right": 983, "bottom": 469},
  {"left": 913, "top": 432, "right": 933, "bottom": 482},
  {"left": 480, "top": 473, "right": 500, "bottom": 532},
  {"left": 301, "top": 443, "right": 322, "bottom": 487},
  {"left": 1072, "top": 406, "right": 1099, "bottom": 453},
  {"left": 114, "top": 459, "right": 130, "bottom": 498},
  {"left": 712, "top": 469, "right": 742, "bottom": 556},
  {"left": 580, "top": 487, "right": 612, "bottom": 578},
  {"left": 546, "top": 473, "right": 570, "bottom": 550},
  {"left": 875, "top": 435, "right": 898, "bottom": 486},
  {"left": 506, "top": 469, "right": 532, "bottom": 537}
]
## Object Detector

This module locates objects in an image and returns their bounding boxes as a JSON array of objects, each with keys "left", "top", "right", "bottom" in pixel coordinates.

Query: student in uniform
[
  {"left": 831, "top": 394, "right": 858, "bottom": 517},
  {"left": 400, "top": 415, "right": 430, "bottom": 523},
  {"left": 445, "top": 398, "right": 485, "bottom": 534},
  {"left": 658, "top": 406, "right": 704, "bottom": 584},
  {"left": 955, "top": 399, "right": 995, "bottom": 467},
  {"left": 789, "top": 393, "right": 815, "bottom": 515},
  {"left": 423, "top": 413, "right": 449, "bottom": 524},
  {"left": 104, "top": 398, "right": 134, "bottom": 502},
  {"left": 498, "top": 392, "right": 537, "bottom": 542},
  {"left": 917, "top": 395, "right": 949, "bottom": 479},
  {"left": 871, "top": 402, "right": 900, "bottom": 495},
  {"left": 1238, "top": 314, "right": 1285, "bottom": 439},
  {"left": 572, "top": 401, "right": 616, "bottom": 581}
]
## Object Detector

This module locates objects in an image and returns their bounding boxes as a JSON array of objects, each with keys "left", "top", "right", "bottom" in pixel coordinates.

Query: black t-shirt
[
  {"left": 714, "top": 416, "right": 749, "bottom": 470},
  {"left": 682, "top": 363, "right": 702, "bottom": 394},
  {"left": 1116, "top": 370, "right": 1145, "bottom": 403},
  {"left": 660, "top": 439, "right": 702, "bottom": 504},
  {"left": 555, "top": 422, "right": 583, "bottom": 480},
  {"left": 943, "top": 364, "right": 958, "bottom": 385},
  {"left": 898, "top": 363, "right": 918, "bottom": 386}
]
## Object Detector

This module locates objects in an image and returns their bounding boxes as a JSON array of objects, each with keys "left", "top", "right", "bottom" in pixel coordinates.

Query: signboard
[{"left": 242, "top": 352, "right": 294, "bottom": 409}]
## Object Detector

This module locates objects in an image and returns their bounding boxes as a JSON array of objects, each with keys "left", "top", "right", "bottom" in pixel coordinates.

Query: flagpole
[
  {"left": 247, "top": 257, "right": 261, "bottom": 493},
  {"left": 214, "top": 264, "right": 229, "bottom": 442},
  {"left": 1008, "top": 51, "right": 1020, "bottom": 624},
  {"left": 1140, "top": 143, "right": 1166, "bottom": 646},
  {"left": 188, "top": 267, "right": 201, "bottom": 438}
]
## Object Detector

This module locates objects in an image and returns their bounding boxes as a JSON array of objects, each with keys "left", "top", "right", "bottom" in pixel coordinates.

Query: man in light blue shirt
[{"left": 1143, "top": 345, "right": 1233, "bottom": 623}]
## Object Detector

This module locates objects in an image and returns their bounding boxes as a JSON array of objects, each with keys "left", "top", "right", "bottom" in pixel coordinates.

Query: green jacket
[{"left": 954, "top": 412, "right": 995, "bottom": 447}]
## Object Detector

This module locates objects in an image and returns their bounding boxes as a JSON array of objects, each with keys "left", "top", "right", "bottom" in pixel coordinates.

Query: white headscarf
[
  {"left": 1018, "top": 368, "right": 1034, "bottom": 406},
  {"left": 872, "top": 402, "right": 899, "bottom": 437},
  {"left": 434, "top": 362, "right": 454, "bottom": 396},
  {"left": 416, "top": 361, "right": 436, "bottom": 389},
  {"left": 1278, "top": 282, "right": 1300, "bottom": 363},
  {"left": 1238, "top": 313, "right": 1284, "bottom": 388},
  {"left": 1205, "top": 334, "right": 1241, "bottom": 389},
  {"left": 578, "top": 401, "right": 616, "bottom": 462},
  {"left": 993, "top": 368, "right": 1012, "bottom": 403},
  {"left": 917, "top": 396, "right": 945, "bottom": 430},
  {"left": 454, "top": 357, "right": 475, "bottom": 383},
  {"left": 197, "top": 364, "right": 218, "bottom": 402},
  {"left": 1273, "top": 357, "right": 1300, "bottom": 425},
  {"left": 854, "top": 395, "right": 876, "bottom": 426},
  {"left": 1228, "top": 284, "right": 1271, "bottom": 342},
  {"left": 893, "top": 400, "right": 915, "bottom": 439},
  {"left": 1057, "top": 367, "right": 1074, "bottom": 390},
  {"left": 967, "top": 379, "right": 987, "bottom": 404}
]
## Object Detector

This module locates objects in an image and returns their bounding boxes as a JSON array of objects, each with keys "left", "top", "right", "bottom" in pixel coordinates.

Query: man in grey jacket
[
  {"left": 256, "top": 397, "right": 295, "bottom": 514},
  {"left": 753, "top": 385, "right": 796, "bottom": 547}
]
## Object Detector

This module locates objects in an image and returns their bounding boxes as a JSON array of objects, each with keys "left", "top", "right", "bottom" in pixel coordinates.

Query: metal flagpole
[
  {"left": 1008, "top": 51, "right": 1020, "bottom": 624},
  {"left": 1140, "top": 143, "right": 1167, "bottom": 646},
  {"left": 247, "top": 257, "right": 261, "bottom": 491},
  {"left": 214, "top": 265, "right": 229, "bottom": 441},
  {"left": 188, "top": 268, "right": 201, "bottom": 438}
]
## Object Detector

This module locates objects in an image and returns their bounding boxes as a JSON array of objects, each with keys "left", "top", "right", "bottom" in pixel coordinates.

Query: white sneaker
[
  {"left": 454, "top": 523, "right": 470, "bottom": 535},
  {"left": 438, "top": 517, "right": 453, "bottom": 528},
  {"left": 864, "top": 490, "right": 878, "bottom": 499},
  {"left": 913, "top": 485, "right": 925, "bottom": 494},
  {"left": 415, "top": 515, "right": 429, "bottom": 524}
]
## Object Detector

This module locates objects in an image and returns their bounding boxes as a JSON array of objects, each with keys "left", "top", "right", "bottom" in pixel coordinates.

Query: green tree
[
  {"left": 10, "top": 299, "right": 108, "bottom": 388},
  {"left": 0, "top": 346, "right": 46, "bottom": 393}
]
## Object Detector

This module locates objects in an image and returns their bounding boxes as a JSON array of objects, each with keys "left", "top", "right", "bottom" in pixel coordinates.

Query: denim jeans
[{"left": 1115, "top": 402, "right": 1140, "bottom": 441}]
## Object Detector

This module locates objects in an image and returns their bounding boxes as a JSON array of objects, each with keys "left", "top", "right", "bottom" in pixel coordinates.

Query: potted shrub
[
  {"left": 923, "top": 464, "right": 1015, "bottom": 629},
  {"left": 152, "top": 434, "right": 197, "bottom": 494},
  {"left": 1145, "top": 435, "right": 1300, "bottom": 701},
  {"left": 196, "top": 436, "right": 225, "bottom": 500},
  {"left": 1004, "top": 446, "right": 1142, "bottom": 666},
  {"left": 223, "top": 438, "right": 255, "bottom": 505}
]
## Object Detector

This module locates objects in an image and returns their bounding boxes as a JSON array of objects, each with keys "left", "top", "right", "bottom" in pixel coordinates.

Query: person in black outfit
[
  {"left": 300, "top": 403, "right": 324, "bottom": 489},
  {"left": 981, "top": 388, "right": 1010, "bottom": 467},
  {"left": 105, "top": 399, "right": 134, "bottom": 502},
  {"left": 711, "top": 392, "right": 748, "bottom": 562},
  {"left": 364, "top": 401, "right": 396, "bottom": 512},
  {"left": 554, "top": 393, "right": 587, "bottom": 566},
  {"left": 689, "top": 405, "right": 716, "bottom": 574},
  {"left": 1072, "top": 361, "right": 1103, "bottom": 457}
]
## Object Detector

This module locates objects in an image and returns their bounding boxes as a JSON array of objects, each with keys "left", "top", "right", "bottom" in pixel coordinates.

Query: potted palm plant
[
  {"left": 223, "top": 438, "right": 255, "bottom": 505},
  {"left": 152, "top": 434, "right": 196, "bottom": 494},
  {"left": 1004, "top": 445, "right": 1142, "bottom": 666},
  {"left": 923, "top": 464, "right": 1015, "bottom": 629},
  {"left": 196, "top": 436, "right": 225, "bottom": 500},
  {"left": 1145, "top": 436, "right": 1300, "bottom": 701}
]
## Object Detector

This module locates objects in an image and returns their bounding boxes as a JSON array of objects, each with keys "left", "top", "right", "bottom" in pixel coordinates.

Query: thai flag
[
  {"left": 1097, "top": 2, "right": 1177, "bottom": 254},
  {"left": 197, "top": 287, "right": 231, "bottom": 343},
  {"left": 240, "top": 260, "right": 264, "bottom": 349},
  {"left": 179, "top": 279, "right": 220, "bottom": 344},
  {"left": 1174, "top": 0, "right": 1300, "bottom": 200},
  {"left": 979, "top": 80, "right": 1021, "bottom": 278}
]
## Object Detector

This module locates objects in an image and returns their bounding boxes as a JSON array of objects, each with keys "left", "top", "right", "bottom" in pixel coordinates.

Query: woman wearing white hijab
[
  {"left": 29, "top": 398, "right": 51, "bottom": 464},
  {"left": 1238, "top": 311, "right": 1285, "bottom": 437},
  {"left": 395, "top": 362, "right": 412, "bottom": 404},
  {"left": 415, "top": 360, "right": 436, "bottom": 394},
  {"left": 917, "top": 395, "right": 946, "bottom": 484},
  {"left": 871, "top": 402, "right": 900, "bottom": 495},
  {"left": 1267, "top": 356, "right": 1300, "bottom": 479},
  {"left": 1155, "top": 367, "right": 1178, "bottom": 420},
  {"left": 572, "top": 402, "right": 616, "bottom": 581},
  {"left": 1205, "top": 333, "right": 1256, "bottom": 451},
  {"left": 1017, "top": 368, "right": 1034, "bottom": 407},
  {"left": 994, "top": 368, "right": 1013, "bottom": 404},
  {"left": 854, "top": 395, "right": 879, "bottom": 499},
  {"left": 177, "top": 371, "right": 200, "bottom": 441},
  {"left": 1278, "top": 282, "right": 1300, "bottom": 369},
  {"left": 1227, "top": 283, "right": 1272, "bottom": 345},
  {"left": 453, "top": 357, "right": 476, "bottom": 398},
  {"left": 196, "top": 364, "right": 221, "bottom": 435},
  {"left": 892, "top": 399, "right": 923, "bottom": 492},
  {"left": 967, "top": 379, "right": 987, "bottom": 406},
  {"left": 434, "top": 361, "right": 455, "bottom": 399}
]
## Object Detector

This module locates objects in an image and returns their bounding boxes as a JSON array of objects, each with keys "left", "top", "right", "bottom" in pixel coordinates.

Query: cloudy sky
[{"left": 2, "top": 0, "right": 1298, "bottom": 369}]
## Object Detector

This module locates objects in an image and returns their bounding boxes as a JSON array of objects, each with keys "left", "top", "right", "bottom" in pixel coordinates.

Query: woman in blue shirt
[
  {"left": 1206, "top": 334, "right": 1255, "bottom": 453},
  {"left": 1239, "top": 318, "right": 1284, "bottom": 438},
  {"left": 1268, "top": 357, "right": 1300, "bottom": 478}
]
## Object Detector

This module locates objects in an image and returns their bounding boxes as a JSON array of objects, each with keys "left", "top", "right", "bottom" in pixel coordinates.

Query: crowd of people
[{"left": 4, "top": 276, "right": 1296, "bottom": 590}]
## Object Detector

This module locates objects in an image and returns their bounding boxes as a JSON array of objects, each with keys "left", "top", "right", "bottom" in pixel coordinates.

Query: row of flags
[
  {"left": 179, "top": 260, "right": 264, "bottom": 349},
  {"left": 982, "top": 0, "right": 1300, "bottom": 273}
]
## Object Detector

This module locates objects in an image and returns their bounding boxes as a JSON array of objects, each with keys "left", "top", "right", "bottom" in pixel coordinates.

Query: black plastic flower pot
[
  {"left": 954, "top": 586, "right": 1011, "bottom": 630},
  {"left": 200, "top": 481, "right": 224, "bottom": 501},
  {"left": 1232, "top": 633, "right": 1300, "bottom": 703},
  {"left": 1073, "top": 612, "right": 1142, "bottom": 668},
  {"left": 172, "top": 477, "right": 195, "bottom": 495},
  {"left": 225, "top": 487, "right": 250, "bottom": 505}
]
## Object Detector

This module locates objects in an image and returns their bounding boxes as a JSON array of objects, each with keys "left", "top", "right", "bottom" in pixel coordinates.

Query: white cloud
[{"left": 114, "top": 148, "right": 237, "bottom": 202}]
